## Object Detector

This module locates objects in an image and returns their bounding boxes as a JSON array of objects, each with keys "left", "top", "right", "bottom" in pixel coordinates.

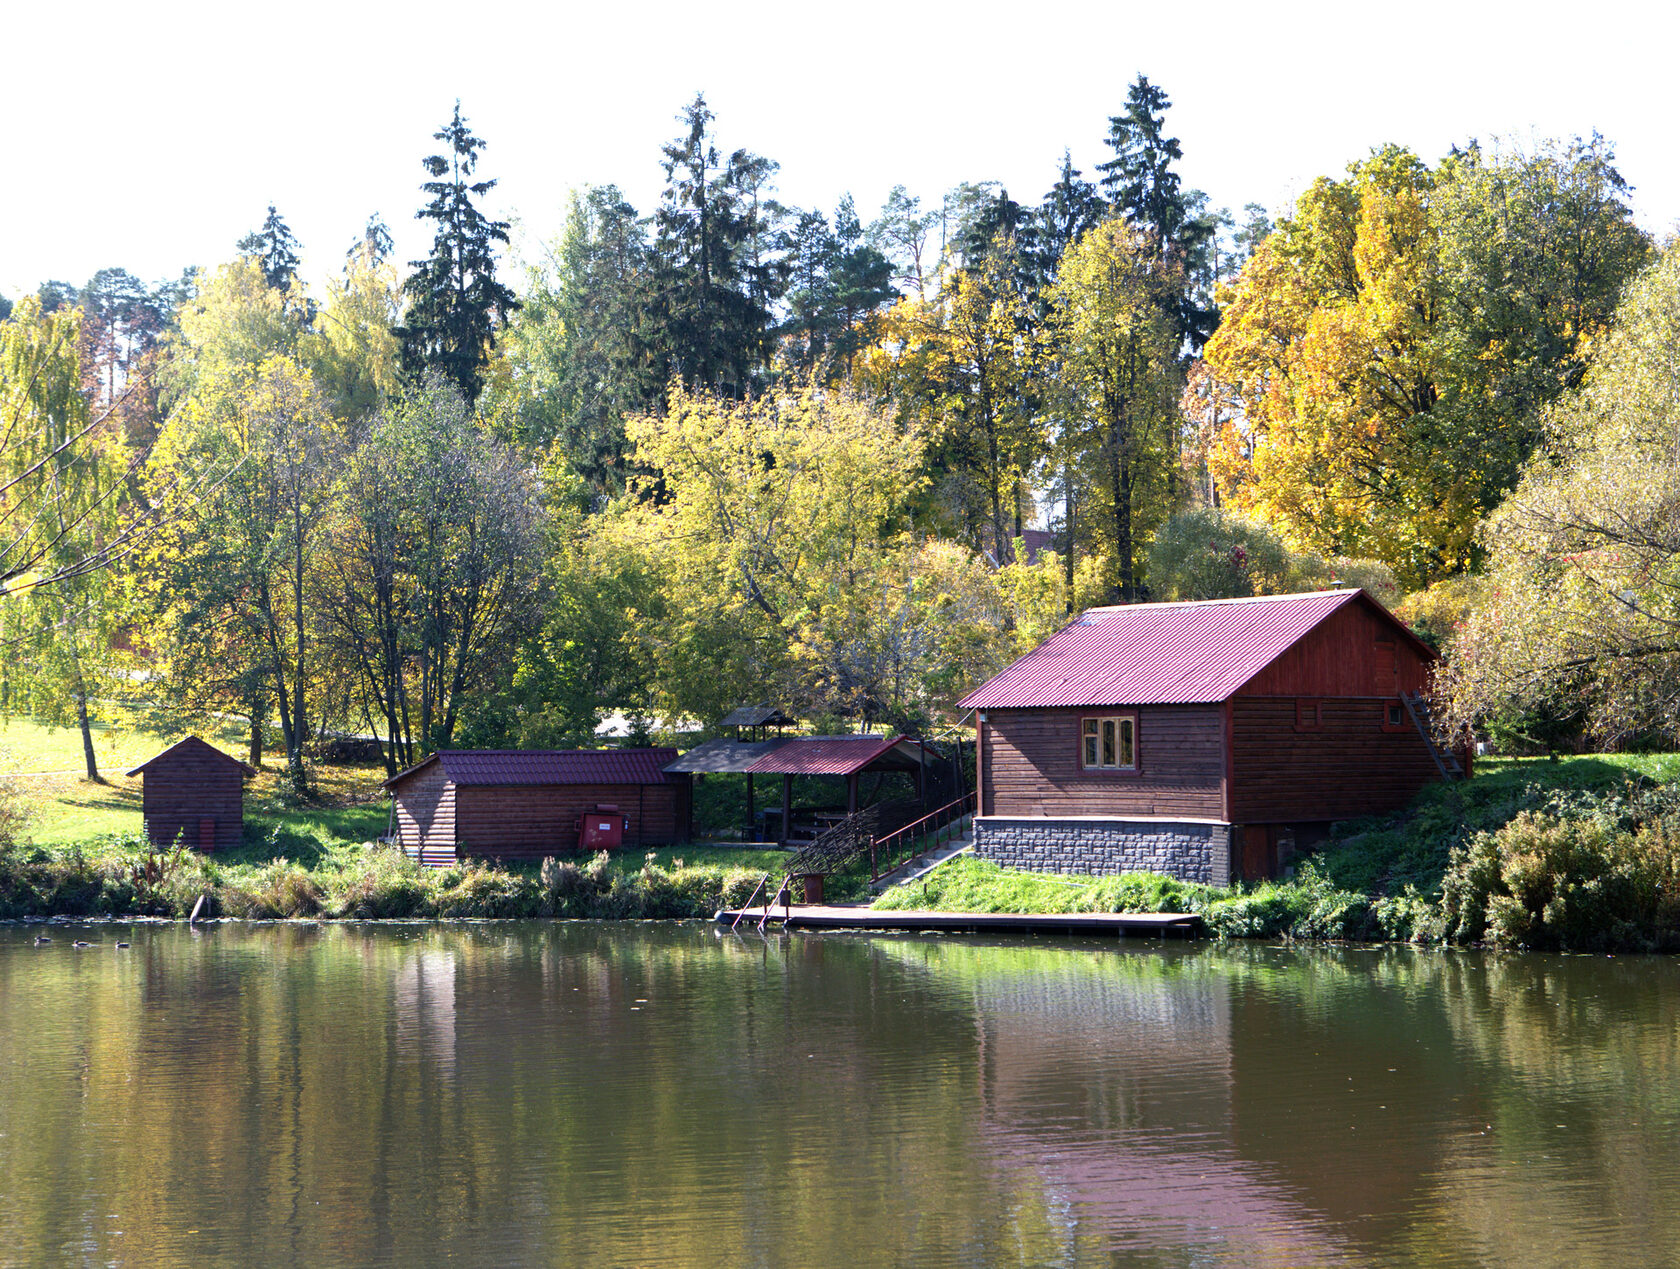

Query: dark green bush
[{"left": 1437, "top": 810, "right": 1680, "bottom": 950}]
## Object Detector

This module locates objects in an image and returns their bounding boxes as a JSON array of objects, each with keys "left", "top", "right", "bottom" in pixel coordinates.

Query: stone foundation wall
[{"left": 974, "top": 817, "right": 1231, "bottom": 886}]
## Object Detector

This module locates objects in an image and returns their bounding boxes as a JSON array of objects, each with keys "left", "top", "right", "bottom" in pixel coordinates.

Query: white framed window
[{"left": 1081, "top": 715, "right": 1137, "bottom": 770}]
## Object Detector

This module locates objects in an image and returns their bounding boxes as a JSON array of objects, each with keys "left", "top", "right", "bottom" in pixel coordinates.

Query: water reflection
[{"left": 0, "top": 924, "right": 1675, "bottom": 1267}]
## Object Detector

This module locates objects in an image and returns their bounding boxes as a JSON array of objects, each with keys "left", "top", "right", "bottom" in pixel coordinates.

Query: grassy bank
[
  {"left": 0, "top": 716, "right": 784, "bottom": 922},
  {"left": 875, "top": 755, "right": 1680, "bottom": 952},
  {"left": 5, "top": 712, "right": 1676, "bottom": 948},
  {"left": 0, "top": 833, "right": 776, "bottom": 922}
]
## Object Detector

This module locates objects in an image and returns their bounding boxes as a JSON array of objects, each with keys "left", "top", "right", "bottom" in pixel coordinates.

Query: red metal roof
[
  {"left": 386, "top": 748, "right": 679, "bottom": 788},
  {"left": 958, "top": 589, "right": 1423, "bottom": 709},
  {"left": 745, "top": 735, "right": 909, "bottom": 776}
]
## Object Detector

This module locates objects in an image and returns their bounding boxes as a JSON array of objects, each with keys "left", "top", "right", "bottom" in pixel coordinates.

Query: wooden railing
[
  {"left": 870, "top": 791, "right": 976, "bottom": 881},
  {"left": 784, "top": 800, "right": 916, "bottom": 878}
]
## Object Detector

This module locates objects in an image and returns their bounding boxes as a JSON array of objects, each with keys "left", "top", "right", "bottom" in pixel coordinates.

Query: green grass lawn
[
  {"left": 0, "top": 714, "right": 248, "bottom": 778},
  {"left": 1307, "top": 751, "right": 1680, "bottom": 899}
]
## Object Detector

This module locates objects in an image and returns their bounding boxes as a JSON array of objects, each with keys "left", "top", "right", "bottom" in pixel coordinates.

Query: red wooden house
[
  {"left": 126, "top": 736, "right": 257, "bottom": 852},
  {"left": 957, "top": 589, "right": 1456, "bottom": 883},
  {"left": 384, "top": 749, "right": 688, "bottom": 866}
]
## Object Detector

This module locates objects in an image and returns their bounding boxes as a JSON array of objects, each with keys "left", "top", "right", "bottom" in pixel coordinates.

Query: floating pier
[{"left": 715, "top": 904, "right": 1201, "bottom": 936}]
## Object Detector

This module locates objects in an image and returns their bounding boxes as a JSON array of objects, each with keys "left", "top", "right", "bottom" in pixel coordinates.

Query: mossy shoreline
[{"left": 4, "top": 755, "right": 1677, "bottom": 951}]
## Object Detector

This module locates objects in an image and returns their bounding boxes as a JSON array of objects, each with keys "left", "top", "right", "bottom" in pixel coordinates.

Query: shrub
[{"left": 1437, "top": 809, "right": 1680, "bottom": 950}]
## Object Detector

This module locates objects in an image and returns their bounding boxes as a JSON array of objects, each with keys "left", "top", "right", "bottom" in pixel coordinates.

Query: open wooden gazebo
[{"left": 663, "top": 734, "right": 933, "bottom": 843}]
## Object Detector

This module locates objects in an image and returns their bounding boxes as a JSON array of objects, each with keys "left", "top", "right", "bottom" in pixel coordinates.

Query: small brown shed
[
  {"left": 126, "top": 736, "right": 257, "bottom": 852},
  {"left": 384, "top": 749, "right": 689, "bottom": 866}
]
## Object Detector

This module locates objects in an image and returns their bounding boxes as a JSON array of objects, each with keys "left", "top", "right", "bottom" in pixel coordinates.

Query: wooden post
[
  {"left": 746, "top": 773, "right": 755, "bottom": 842},
  {"left": 847, "top": 772, "right": 859, "bottom": 815},
  {"left": 781, "top": 774, "right": 793, "bottom": 843},
  {"left": 917, "top": 740, "right": 926, "bottom": 805}
]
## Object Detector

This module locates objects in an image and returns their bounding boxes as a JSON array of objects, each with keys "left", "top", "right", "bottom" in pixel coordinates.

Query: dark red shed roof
[
  {"left": 958, "top": 589, "right": 1432, "bottom": 710},
  {"left": 384, "top": 749, "right": 679, "bottom": 789},
  {"left": 126, "top": 735, "right": 257, "bottom": 778}
]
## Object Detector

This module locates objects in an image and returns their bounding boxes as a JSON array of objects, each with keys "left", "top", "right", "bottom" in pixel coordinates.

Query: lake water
[{"left": 1, "top": 923, "right": 1676, "bottom": 1268}]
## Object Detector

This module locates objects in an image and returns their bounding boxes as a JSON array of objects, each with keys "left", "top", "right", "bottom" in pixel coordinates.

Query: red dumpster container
[{"left": 576, "top": 805, "right": 627, "bottom": 851}]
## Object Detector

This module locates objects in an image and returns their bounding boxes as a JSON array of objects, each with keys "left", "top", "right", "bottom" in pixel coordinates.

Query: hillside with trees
[{"left": 0, "top": 84, "right": 1670, "bottom": 780}]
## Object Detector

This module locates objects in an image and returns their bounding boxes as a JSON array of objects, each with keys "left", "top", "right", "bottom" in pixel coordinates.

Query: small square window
[
  {"left": 1081, "top": 716, "right": 1136, "bottom": 770},
  {"left": 1295, "top": 699, "right": 1323, "bottom": 730},
  {"left": 1388, "top": 703, "right": 1404, "bottom": 727}
]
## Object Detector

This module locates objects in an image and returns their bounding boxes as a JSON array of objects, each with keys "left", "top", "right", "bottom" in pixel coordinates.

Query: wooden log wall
[
  {"left": 141, "top": 752, "right": 245, "bottom": 851},
  {"left": 1237, "top": 600, "right": 1432, "bottom": 699},
  {"left": 392, "top": 763, "right": 455, "bottom": 856},
  {"left": 1229, "top": 697, "right": 1442, "bottom": 823},
  {"left": 452, "top": 783, "right": 683, "bottom": 860},
  {"left": 981, "top": 705, "right": 1226, "bottom": 819}
]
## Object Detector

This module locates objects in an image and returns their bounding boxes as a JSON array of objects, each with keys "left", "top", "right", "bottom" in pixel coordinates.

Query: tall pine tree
[
  {"left": 398, "top": 103, "right": 518, "bottom": 406},
  {"left": 642, "top": 94, "right": 779, "bottom": 399},
  {"left": 1099, "top": 77, "right": 1215, "bottom": 348},
  {"left": 238, "top": 206, "right": 305, "bottom": 292}
]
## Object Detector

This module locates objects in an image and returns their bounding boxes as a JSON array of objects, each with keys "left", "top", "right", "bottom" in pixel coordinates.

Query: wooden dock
[{"left": 714, "top": 904, "right": 1201, "bottom": 936}]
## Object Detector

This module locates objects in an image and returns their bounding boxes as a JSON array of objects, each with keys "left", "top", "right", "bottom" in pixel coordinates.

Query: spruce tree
[
  {"left": 1099, "top": 76, "right": 1215, "bottom": 347},
  {"left": 347, "top": 214, "right": 395, "bottom": 268},
  {"left": 1035, "top": 151, "right": 1106, "bottom": 291},
  {"left": 643, "top": 93, "right": 777, "bottom": 398},
  {"left": 397, "top": 103, "right": 518, "bottom": 406},
  {"left": 238, "top": 205, "right": 305, "bottom": 291}
]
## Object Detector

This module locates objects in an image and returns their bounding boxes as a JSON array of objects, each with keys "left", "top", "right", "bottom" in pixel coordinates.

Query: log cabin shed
[
  {"left": 384, "top": 749, "right": 687, "bottom": 866},
  {"left": 126, "top": 735, "right": 257, "bottom": 852},
  {"left": 958, "top": 588, "right": 1456, "bottom": 884}
]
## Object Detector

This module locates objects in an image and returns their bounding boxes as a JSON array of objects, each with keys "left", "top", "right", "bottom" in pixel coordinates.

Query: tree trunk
[
  {"left": 76, "top": 686, "right": 100, "bottom": 783},
  {"left": 288, "top": 501, "right": 308, "bottom": 794},
  {"left": 248, "top": 711, "right": 264, "bottom": 768},
  {"left": 1063, "top": 464, "right": 1076, "bottom": 614}
]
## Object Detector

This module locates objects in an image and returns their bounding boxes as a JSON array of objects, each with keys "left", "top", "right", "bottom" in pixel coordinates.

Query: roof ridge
[{"left": 1080, "top": 588, "right": 1359, "bottom": 615}]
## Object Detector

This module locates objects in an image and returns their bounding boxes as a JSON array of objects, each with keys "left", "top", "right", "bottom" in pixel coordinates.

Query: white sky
[{"left": 6, "top": 0, "right": 1678, "bottom": 301}]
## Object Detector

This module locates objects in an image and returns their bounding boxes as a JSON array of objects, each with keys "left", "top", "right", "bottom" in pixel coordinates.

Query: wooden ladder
[{"left": 1401, "top": 692, "right": 1464, "bottom": 781}]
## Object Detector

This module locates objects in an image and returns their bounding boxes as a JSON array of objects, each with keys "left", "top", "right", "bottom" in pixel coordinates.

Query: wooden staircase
[{"left": 1401, "top": 692, "right": 1465, "bottom": 781}]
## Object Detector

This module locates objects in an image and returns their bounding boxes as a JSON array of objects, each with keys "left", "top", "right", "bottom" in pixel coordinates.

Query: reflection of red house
[{"left": 960, "top": 589, "right": 1451, "bottom": 882}]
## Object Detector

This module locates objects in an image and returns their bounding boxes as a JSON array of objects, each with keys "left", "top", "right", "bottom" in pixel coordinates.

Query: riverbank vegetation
[{"left": 876, "top": 755, "right": 1680, "bottom": 952}]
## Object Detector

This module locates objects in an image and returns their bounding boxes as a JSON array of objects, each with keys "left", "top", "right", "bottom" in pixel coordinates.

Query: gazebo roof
[
  {"left": 663, "top": 735, "right": 929, "bottom": 777},
  {"left": 719, "top": 705, "right": 796, "bottom": 729}
]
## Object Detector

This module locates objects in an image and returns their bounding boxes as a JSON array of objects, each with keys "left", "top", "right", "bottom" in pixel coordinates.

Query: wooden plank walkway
[{"left": 714, "top": 904, "right": 1201, "bottom": 935}]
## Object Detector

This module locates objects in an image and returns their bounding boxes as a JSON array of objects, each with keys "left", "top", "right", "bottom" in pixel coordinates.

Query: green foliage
[
  {"left": 321, "top": 375, "right": 545, "bottom": 768},
  {"left": 1441, "top": 240, "right": 1680, "bottom": 747},
  {"left": 397, "top": 103, "right": 518, "bottom": 406},
  {"left": 485, "top": 186, "right": 650, "bottom": 491},
  {"left": 1434, "top": 788, "right": 1680, "bottom": 951},
  {"left": 0, "top": 830, "right": 767, "bottom": 921},
  {"left": 1145, "top": 508, "right": 1293, "bottom": 599}
]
